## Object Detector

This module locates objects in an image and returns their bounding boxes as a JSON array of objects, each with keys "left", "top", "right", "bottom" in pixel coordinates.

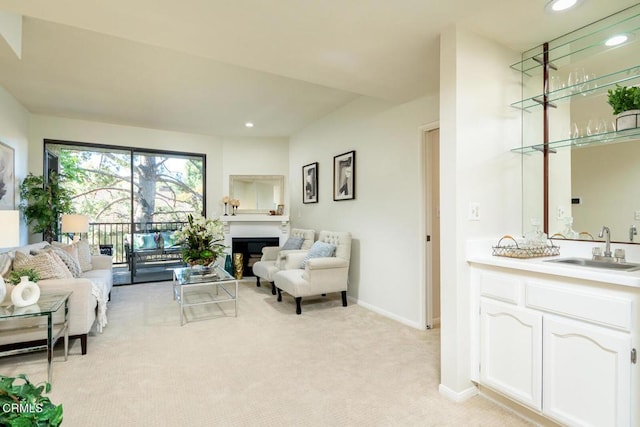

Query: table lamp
[
  {"left": 61, "top": 214, "right": 89, "bottom": 243},
  {"left": 0, "top": 210, "right": 20, "bottom": 249}
]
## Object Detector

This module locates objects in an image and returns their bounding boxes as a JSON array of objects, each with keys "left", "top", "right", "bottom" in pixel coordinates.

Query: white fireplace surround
[{"left": 221, "top": 215, "right": 290, "bottom": 250}]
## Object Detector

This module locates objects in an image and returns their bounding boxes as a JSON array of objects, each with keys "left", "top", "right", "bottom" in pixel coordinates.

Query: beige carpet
[{"left": 0, "top": 280, "right": 532, "bottom": 426}]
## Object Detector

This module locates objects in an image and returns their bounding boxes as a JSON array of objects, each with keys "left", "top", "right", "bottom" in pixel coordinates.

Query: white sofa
[
  {"left": 274, "top": 230, "right": 351, "bottom": 314},
  {"left": 252, "top": 228, "right": 315, "bottom": 295},
  {"left": 0, "top": 241, "right": 113, "bottom": 354}
]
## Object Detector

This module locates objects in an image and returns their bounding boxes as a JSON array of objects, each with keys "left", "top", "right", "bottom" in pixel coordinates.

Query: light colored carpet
[{"left": 0, "top": 280, "right": 532, "bottom": 426}]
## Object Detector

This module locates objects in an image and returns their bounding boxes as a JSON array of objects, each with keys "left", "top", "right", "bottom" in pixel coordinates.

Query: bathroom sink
[{"left": 545, "top": 257, "right": 640, "bottom": 271}]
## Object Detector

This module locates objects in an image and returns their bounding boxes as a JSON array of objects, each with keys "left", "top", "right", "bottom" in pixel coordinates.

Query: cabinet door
[
  {"left": 544, "top": 315, "right": 631, "bottom": 427},
  {"left": 480, "top": 299, "right": 543, "bottom": 410}
]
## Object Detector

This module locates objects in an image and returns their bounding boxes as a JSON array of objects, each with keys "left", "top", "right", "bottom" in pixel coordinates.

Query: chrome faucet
[{"left": 598, "top": 226, "right": 612, "bottom": 258}]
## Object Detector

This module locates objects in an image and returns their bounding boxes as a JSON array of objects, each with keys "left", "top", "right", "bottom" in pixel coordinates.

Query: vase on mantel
[{"left": 11, "top": 276, "right": 40, "bottom": 308}]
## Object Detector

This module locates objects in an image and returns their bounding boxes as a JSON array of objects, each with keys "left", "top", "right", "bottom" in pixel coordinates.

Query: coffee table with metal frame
[
  {"left": 173, "top": 265, "right": 238, "bottom": 325},
  {"left": 0, "top": 291, "right": 72, "bottom": 385}
]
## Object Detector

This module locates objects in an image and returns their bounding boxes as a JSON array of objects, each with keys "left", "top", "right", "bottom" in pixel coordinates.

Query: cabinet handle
[{"left": 632, "top": 348, "right": 637, "bottom": 364}]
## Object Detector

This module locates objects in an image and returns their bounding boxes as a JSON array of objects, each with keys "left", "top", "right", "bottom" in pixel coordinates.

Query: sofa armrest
[
  {"left": 37, "top": 278, "right": 97, "bottom": 337},
  {"left": 91, "top": 255, "right": 113, "bottom": 271},
  {"left": 306, "top": 257, "right": 349, "bottom": 270},
  {"left": 261, "top": 246, "right": 280, "bottom": 261}
]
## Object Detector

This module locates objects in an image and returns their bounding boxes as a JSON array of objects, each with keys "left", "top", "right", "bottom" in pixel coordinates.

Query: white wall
[
  {"left": 27, "top": 116, "right": 289, "bottom": 237},
  {"left": 0, "top": 85, "right": 29, "bottom": 245},
  {"left": 221, "top": 136, "right": 289, "bottom": 213},
  {"left": 289, "top": 95, "right": 437, "bottom": 328},
  {"left": 438, "top": 26, "right": 521, "bottom": 399}
]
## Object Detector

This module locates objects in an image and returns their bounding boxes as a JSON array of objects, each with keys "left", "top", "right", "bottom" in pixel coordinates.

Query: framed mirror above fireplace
[{"left": 229, "top": 175, "right": 284, "bottom": 214}]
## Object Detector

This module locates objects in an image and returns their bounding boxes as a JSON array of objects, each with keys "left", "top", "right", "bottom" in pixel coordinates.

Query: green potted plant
[
  {"left": 7, "top": 268, "right": 40, "bottom": 285},
  {"left": 0, "top": 374, "right": 63, "bottom": 426},
  {"left": 19, "top": 171, "right": 73, "bottom": 243},
  {"left": 607, "top": 84, "right": 640, "bottom": 130}
]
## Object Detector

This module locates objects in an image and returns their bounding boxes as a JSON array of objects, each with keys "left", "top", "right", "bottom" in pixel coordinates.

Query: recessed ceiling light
[
  {"left": 605, "top": 34, "right": 629, "bottom": 47},
  {"left": 245, "top": 122, "right": 254, "bottom": 128},
  {"left": 545, "top": 0, "right": 579, "bottom": 13}
]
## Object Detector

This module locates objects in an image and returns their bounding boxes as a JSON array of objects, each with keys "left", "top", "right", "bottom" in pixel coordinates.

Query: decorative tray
[{"left": 492, "top": 235, "right": 560, "bottom": 259}]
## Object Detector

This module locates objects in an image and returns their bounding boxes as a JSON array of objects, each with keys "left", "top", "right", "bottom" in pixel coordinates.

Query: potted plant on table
[
  {"left": 0, "top": 374, "right": 63, "bottom": 426},
  {"left": 174, "top": 214, "right": 227, "bottom": 266},
  {"left": 607, "top": 84, "right": 640, "bottom": 131}
]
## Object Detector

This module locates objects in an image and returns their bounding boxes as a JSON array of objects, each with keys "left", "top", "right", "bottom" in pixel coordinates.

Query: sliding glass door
[{"left": 45, "top": 140, "right": 206, "bottom": 284}]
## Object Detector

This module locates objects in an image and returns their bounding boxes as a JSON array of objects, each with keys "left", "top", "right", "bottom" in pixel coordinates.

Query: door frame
[{"left": 420, "top": 121, "right": 440, "bottom": 329}]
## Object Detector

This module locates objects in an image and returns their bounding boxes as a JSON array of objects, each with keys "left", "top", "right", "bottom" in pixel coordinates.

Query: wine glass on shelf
[
  {"left": 582, "top": 73, "right": 597, "bottom": 95},
  {"left": 568, "top": 68, "right": 585, "bottom": 94}
]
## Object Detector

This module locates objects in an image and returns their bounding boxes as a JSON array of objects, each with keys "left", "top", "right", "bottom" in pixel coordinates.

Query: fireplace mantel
[
  {"left": 221, "top": 215, "right": 290, "bottom": 247},
  {"left": 221, "top": 215, "right": 289, "bottom": 223}
]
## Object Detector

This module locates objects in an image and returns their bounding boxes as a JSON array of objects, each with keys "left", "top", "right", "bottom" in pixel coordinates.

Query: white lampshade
[
  {"left": 0, "top": 210, "right": 20, "bottom": 249},
  {"left": 61, "top": 214, "right": 89, "bottom": 233}
]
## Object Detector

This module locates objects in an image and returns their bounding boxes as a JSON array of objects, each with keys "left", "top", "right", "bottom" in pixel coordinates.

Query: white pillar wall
[{"left": 438, "top": 25, "right": 522, "bottom": 400}]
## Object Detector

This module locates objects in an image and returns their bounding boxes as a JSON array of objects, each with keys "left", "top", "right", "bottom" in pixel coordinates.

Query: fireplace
[{"left": 232, "top": 237, "right": 280, "bottom": 277}]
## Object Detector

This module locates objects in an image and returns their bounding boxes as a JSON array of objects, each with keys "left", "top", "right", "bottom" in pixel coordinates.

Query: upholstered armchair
[
  {"left": 251, "top": 228, "right": 315, "bottom": 294},
  {"left": 274, "top": 230, "right": 352, "bottom": 314}
]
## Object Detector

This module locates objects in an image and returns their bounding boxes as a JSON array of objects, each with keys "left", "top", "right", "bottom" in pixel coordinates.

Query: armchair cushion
[
  {"left": 281, "top": 236, "right": 305, "bottom": 251},
  {"left": 301, "top": 241, "right": 336, "bottom": 268}
]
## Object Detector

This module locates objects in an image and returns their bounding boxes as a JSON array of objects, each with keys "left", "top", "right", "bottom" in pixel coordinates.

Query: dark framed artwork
[
  {"left": 0, "top": 141, "right": 15, "bottom": 210},
  {"left": 333, "top": 150, "right": 355, "bottom": 201},
  {"left": 302, "top": 162, "right": 318, "bottom": 204}
]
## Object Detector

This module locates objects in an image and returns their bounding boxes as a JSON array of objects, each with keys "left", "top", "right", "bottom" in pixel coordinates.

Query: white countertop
[{"left": 467, "top": 239, "right": 640, "bottom": 288}]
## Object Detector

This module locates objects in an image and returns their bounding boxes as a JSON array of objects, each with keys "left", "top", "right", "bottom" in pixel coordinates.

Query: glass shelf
[
  {"left": 512, "top": 127, "right": 640, "bottom": 154},
  {"left": 511, "top": 4, "right": 640, "bottom": 76},
  {"left": 511, "top": 65, "right": 640, "bottom": 111}
]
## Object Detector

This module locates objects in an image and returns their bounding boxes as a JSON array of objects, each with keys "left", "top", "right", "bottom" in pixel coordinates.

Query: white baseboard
[
  {"left": 438, "top": 384, "right": 478, "bottom": 402},
  {"left": 353, "top": 297, "right": 424, "bottom": 330}
]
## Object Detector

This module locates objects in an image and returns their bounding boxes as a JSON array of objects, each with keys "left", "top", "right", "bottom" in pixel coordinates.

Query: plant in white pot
[{"left": 607, "top": 84, "right": 640, "bottom": 131}]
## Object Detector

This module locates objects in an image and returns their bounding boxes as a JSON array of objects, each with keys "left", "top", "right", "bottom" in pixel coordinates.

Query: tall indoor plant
[{"left": 19, "top": 171, "right": 73, "bottom": 243}]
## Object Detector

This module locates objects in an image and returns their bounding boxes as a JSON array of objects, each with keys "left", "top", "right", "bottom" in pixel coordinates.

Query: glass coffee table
[
  {"left": 173, "top": 265, "right": 238, "bottom": 325},
  {"left": 0, "top": 292, "right": 71, "bottom": 385}
]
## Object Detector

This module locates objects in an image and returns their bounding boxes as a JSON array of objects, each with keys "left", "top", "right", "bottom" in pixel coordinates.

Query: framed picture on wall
[
  {"left": 0, "top": 141, "right": 15, "bottom": 210},
  {"left": 302, "top": 162, "right": 318, "bottom": 204},
  {"left": 333, "top": 150, "right": 355, "bottom": 201}
]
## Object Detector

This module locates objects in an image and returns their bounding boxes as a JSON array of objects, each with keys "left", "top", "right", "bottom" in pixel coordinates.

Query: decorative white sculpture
[{"left": 11, "top": 276, "right": 40, "bottom": 308}]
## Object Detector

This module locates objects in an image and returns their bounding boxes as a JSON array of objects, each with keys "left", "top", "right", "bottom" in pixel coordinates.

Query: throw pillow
[
  {"left": 281, "top": 236, "right": 305, "bottom": 251},
  {"left": 301, "top": 241, "right": 336, "bottom": 268},
  {"left": 35, "top": 246, "right": 82, "bottom": 278},
  {"left": 74, "top": 240, "right": 93, "bottom": 272},
  {"left": 13, "top": 251, "right": 74, "bottom": 280}
]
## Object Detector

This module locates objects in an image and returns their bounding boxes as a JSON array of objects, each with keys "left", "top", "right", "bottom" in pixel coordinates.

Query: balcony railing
[{"left": 83, "top": 221, "right": 186, "bottom": 265}]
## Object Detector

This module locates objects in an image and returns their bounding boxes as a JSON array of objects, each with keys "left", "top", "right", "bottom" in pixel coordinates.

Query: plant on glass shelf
[{"left": 174, "top": 213, "right": 226, "bottom": 266}]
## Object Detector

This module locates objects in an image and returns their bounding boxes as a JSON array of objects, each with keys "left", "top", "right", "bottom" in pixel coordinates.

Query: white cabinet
[
  {"left": 543, "top": 315, "right": 631, "bottom": 427},
  {"left": 479, "top": 299, "right": 542, "bottom": 410},
  {"left": 471, "top": 267, "right": 637, "bottom": 427}
]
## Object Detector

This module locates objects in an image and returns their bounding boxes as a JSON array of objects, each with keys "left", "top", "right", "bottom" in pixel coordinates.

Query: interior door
[{"left": 424, "top": 128, "right": 440, "bottom": 328}]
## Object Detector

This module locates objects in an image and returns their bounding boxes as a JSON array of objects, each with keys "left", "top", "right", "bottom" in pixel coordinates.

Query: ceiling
[{"left": 0, "top": 0, "right": 637, "bottom": 137}]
